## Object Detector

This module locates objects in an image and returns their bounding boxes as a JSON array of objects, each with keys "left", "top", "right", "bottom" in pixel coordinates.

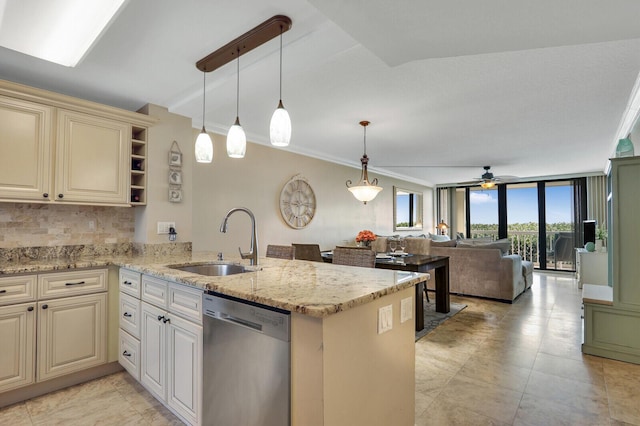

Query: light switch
[
  {"left": 401, "top": 297, "right": 413, "bottom": 323},
  {"left": 378, "top": 305, "right": 393, "bottom": 334}
]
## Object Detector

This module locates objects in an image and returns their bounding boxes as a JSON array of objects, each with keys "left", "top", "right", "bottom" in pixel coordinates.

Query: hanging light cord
[
  {"left": 236, "top": 49, "right": 240, "bottom": 118},
  {"left": 278, "top": 28, "right": 283, "bottom": 101},
  {"left": 201, "top": 71, "right": 206, "bottom": 128}
]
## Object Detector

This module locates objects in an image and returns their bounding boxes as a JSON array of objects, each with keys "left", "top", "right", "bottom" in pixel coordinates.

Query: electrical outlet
[
  {"left": 401, "top": 297, "right": 413, "bottom": 323},
  {"left": 378, "top": 305, "right": 393, "bottom": 334},
  {"left": 157, "top": 221, "right": 176, "bottom": 234}
]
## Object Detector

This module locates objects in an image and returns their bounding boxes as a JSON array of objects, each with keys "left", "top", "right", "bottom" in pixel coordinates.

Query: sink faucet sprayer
[{"left": 219, "top": 207, "right": 258, "bottom": 266}]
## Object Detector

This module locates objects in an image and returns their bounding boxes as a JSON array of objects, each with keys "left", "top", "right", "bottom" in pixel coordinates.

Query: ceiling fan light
[
  {"left": 270, "top": 100, "right": 291, "bottom": 147},
  {"left": 195, "top": 128, "right": 213, "bottom": 163},
  {"left": 227, "top": 117, "right": 246, "bottom": 158},
  {"left": 480, "top": 181, "right": 495, "bottom": 189}
]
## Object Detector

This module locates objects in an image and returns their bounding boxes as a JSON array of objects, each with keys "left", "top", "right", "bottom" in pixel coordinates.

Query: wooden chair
[
  {"left": 266, "top": 244, "right": 295, "bottom": 260},
  {"left": 332, "top": 247, "right": 376, "bottom": 268},
  {"left": 292, "top": 243, "right": 324, "bottom": 262}
]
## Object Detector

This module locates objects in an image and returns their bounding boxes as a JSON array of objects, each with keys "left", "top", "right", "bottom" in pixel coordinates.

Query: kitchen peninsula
[{"left": 0, "top": 252, "right": 426, "bottom": 426}]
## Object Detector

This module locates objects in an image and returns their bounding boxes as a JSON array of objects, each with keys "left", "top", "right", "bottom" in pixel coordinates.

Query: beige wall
[{"left": 191, "top": 130, "right": 433, "bottom": 255}]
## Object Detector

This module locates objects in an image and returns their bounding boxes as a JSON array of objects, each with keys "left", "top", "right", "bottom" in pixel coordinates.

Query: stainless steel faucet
[{"left": 219, "top": 207, "right": 258, "bottom": 266}]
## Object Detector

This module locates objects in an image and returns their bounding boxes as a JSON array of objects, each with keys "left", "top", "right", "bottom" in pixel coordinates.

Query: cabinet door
[
  {"left": 0, "top": 96, "right": 53, "bottom": 201},
  {"left": 56, "top": 109, "right": 130, "bottom": 205},
  {"left": 140, "top": 301, "right": 167, "bottom": 401},
  {"left": 167, "top": 314, "right": 202, "bottom": 426},
  {"left": 0, "top": 303, "right": 36, "bottom": 392},
  {"left": 37, "top": 293, "right": 107, "bottom": 381}
]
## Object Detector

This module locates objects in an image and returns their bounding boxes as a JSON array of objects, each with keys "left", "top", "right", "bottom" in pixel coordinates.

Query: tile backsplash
[{"left": 0, "top": 203, "right": 135, "bottom": 248}]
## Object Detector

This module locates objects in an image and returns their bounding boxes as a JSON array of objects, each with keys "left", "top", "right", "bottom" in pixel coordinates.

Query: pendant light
[
  {"left": 226, "top": 50, "right": 246, "bottom": 158},
  {"left": 194, "top": 71, "right": 213, "bottom": 163},
  {"left": 269, "top": 26, "right": 291, "bottom": 147},
  {"left": 346, "top": 120, "right": 382, "bottom": 204}
]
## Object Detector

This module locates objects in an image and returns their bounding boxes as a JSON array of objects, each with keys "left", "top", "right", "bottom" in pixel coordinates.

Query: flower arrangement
[
  {"left": 596, "top": 226, "right": 607, "bottom": 240},
  {"left": 356, "top": 230, "right": 377, "bottom": 243}
]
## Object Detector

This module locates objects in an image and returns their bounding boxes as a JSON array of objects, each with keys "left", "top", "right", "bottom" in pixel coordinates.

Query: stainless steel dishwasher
[{"left": 203, "top": 291, "right": 291, "bottom": 426}]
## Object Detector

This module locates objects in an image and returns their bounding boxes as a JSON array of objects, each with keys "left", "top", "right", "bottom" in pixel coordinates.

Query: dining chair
[
  {"left": 292, "top": 243, "right": 324, "bottom": 262},
  {"left": 266, "top": 244, "right": 295, "bottom": 260},
  {"left": 332, "top": 247, "right": 376, "bottom": 268}
]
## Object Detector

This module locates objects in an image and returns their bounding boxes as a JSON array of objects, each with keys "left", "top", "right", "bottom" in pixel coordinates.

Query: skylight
[{"left": 0, "top": 0, "right": 127, "bottom": 67}]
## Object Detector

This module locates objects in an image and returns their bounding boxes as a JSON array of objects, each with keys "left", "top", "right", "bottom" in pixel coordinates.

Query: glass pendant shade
[
  {"left": 195, "top": 127, "right": 213, "bottom": 163},
  {"left": 348, "top": 182, "right": 382, "bottom": 204},
  {"left": 227, "top": 117, "right": 246, "bottom": 158},
  {"left": 480, "top": 181, "right": 495, "bottom": 189},
  {"left": 270, "top": 100, "right": 291, "bottom": 147}
]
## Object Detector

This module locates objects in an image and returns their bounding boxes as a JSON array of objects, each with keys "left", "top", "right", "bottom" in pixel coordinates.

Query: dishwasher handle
[{"left": 214, "top": 312, "right": 263, "bottom": 332}]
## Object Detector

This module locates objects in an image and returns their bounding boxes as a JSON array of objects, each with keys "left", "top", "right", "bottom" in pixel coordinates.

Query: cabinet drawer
[
  {"left": 38, "top": 269, "right": 107, "bottom": 299},
  {"left": 119, "top": 268, "right": 141, "bottom": 298},
  {"left": 0, "top": 274, "right": 37, "bottom": 306},
  {"left": 120, "top": 292, "right": 141, "bottom": 339},
  {"left": 168, "top": 283, "right": 202, "bottom": 324},
  {"left": 119, "top": 329, "right": 140, "bottom": 381},
  {"left": 142, "top": 275, "right": 168, "bottom": 308}
]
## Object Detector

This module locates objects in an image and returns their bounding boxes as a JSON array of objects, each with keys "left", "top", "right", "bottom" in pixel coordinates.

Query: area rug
[{"left": 415, "top": 301, "right": 467, "bottom": 342}]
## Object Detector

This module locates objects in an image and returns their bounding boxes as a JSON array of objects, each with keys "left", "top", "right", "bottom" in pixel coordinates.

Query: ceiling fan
[{"left": 458, "top": 166, "right": 518, "bottom": 188}]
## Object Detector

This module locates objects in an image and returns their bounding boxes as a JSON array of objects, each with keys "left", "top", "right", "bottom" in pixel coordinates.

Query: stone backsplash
[{"left": 0, "top": 203, "right": 135, "bottom": 248}]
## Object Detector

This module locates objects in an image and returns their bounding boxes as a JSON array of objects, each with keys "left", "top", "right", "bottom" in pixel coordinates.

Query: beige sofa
[{"left": 372, "top": 236, "right": 533, "bottom": 302}]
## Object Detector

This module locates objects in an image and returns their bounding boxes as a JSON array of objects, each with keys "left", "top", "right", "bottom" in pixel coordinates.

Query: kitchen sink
[{"left": 167, "top": 263, "right": 248, "bottom": 276}]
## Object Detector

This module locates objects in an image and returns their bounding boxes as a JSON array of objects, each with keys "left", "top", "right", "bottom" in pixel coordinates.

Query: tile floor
[{"left": 1, "top": 272, "right": 639, "bottom": 425}]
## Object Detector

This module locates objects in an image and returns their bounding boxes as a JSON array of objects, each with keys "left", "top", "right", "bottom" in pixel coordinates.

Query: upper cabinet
[
  {"left": 0, "top": 80, "right": 155, "bottom": 206},
  {"left": 0, "top": 96, "right": 53, "bottom": 202}
]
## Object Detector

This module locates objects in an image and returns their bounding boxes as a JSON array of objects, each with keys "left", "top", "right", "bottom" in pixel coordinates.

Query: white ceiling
[{"left": 2, "top": 0, "right": 640, "bottom": 187}]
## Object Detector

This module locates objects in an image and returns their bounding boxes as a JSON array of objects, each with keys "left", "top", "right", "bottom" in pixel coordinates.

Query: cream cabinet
[
  {"left": 0, "top": 268, "right": 108, "bottom": 395},
  {"left": 0, "top": 96, "right": 53, "bottom": 202},
  {"left": 55, "top": 110, "right": 130, "bottom": 205},
  {"left": 119, "top": 269, "right": 202, "bottom": 426},
  {"left": 0, "top": 79, "right": 154, "bottom": 206},
  {"left": 37, "top": 293, "right": 107, "bottom": 381},
  {"left": 0, "top": 302, "right": 36, "bottom": 393}
]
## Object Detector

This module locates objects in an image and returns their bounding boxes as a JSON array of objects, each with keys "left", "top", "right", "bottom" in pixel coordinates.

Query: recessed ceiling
[{"left": 1, "top": 0, "right": 639, "bottom": 187}]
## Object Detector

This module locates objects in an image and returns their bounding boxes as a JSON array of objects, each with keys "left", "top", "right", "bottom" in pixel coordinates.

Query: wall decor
[
  {"left": 279, "top": 174, "right": 316, "bottom": 229},
  {"left": 168, "top": 140, "right": 183, "bottom": 203}
]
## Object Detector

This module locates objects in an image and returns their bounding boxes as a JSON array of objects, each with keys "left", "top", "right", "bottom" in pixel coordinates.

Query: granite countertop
[{"left": 0, "top": 252, "right": 428, "bottom": 318}]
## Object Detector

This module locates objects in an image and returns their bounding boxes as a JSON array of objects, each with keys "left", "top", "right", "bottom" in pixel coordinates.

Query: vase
[
  {"left": 359, "top": 240, "right": 371, "bottom": 248},
  {"left": 595, "top": 239, "right": 603, "bottom": 252},
  {"left": 616, "top": 138, "right": 635, "bottom": 157}
]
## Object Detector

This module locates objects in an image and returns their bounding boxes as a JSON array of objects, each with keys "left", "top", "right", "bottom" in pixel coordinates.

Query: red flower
[{"left": 356, "top": 230, "right": 377, "bottom": 242}]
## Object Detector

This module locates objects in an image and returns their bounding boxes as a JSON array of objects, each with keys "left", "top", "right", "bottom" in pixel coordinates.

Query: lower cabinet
[
  {"left": 0, "top": 302, "right": 36, "bottom": 393},
  {"left": 118, "top": 269, "right": 202, "bottom": 426},
  {"left": 0, "top": 268, "right": 108, "bottom": 395},
  {"left": 37, "top": 293, "right": 107, "bottom": 381}
]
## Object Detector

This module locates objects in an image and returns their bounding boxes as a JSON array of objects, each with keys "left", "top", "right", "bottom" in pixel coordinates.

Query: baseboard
[
  {"left": 582, "top": 344, "right": 640, "bottom": 365},
  {"left": 0, "top": 362, "right": 123, "bottom": 409}
]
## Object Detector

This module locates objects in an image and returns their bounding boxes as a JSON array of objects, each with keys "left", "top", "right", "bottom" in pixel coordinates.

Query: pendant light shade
[
  {"left": 227, "top": 117, "right": 247, "bottom": 158},
  {"left": 270, "top": 29, "right": 291, "bottom": 147},
  {"left": 346, "top": 121, "right": 382, "bottom": 204},
  {"left": 195, "top": 71, "right": 213, "bottom": 163},
  {"left": 227, "top": 51, "right": 246, "bottom": 158}
]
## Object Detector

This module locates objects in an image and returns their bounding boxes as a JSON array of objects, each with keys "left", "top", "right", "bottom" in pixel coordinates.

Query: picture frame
[
  {"left": 169, "top": 170, "right": 182, "bottom": 185},
  {"left": 169, "top": 151, "right": 182, "bottom": 167},
  {"left": 169, "top": 189, "right": 182, "bottom": 203}
]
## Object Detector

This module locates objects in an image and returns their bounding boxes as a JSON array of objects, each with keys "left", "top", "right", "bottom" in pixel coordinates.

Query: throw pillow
[
  {"left": 428, "top": 233, "right": 451, "bottom": 242},
  {"left": 457, "top": 238, "right": 511, "bottom": 255},
  {"left": 431, "top": 240, "right": 457, "bottom": 247}
]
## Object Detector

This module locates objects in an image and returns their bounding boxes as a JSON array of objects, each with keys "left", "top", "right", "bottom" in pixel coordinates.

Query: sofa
[{"left": 371, "top": 235, "right": 533, "bottom": 302}]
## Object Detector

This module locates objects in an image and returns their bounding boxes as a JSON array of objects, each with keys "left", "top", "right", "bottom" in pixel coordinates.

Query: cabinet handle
[
  {"left": 123, "top": 280, "right": 132, "bottom": 285},
  {"left": 42, "top": 304, "right": 48, "bottom": 309},
  {"left": 27, "top": 306, "right": 34, "bottom": 312},
  {"left": 43, "top": 193, "right": 49, "bottom": 198},
  {"left": 65, "top": 281, "right": 86, "bottom": 286},
  {"left": 123, "top": 312, "right": 132, "bottom": 317},
  {"left": 122, "top": 351, "right": 132, "bottom": 357},
  {"left": 58, "top": 194, "right": 64, "bottom": 199},
  {"left": 0, "top": 289, "right": 6, "bottom": 294},
  {"left": 157, "top": 315, "right": 165, "bottom": 321},
  {"left": 163, "top": 317, "right": 171, "bottom": 324}
]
